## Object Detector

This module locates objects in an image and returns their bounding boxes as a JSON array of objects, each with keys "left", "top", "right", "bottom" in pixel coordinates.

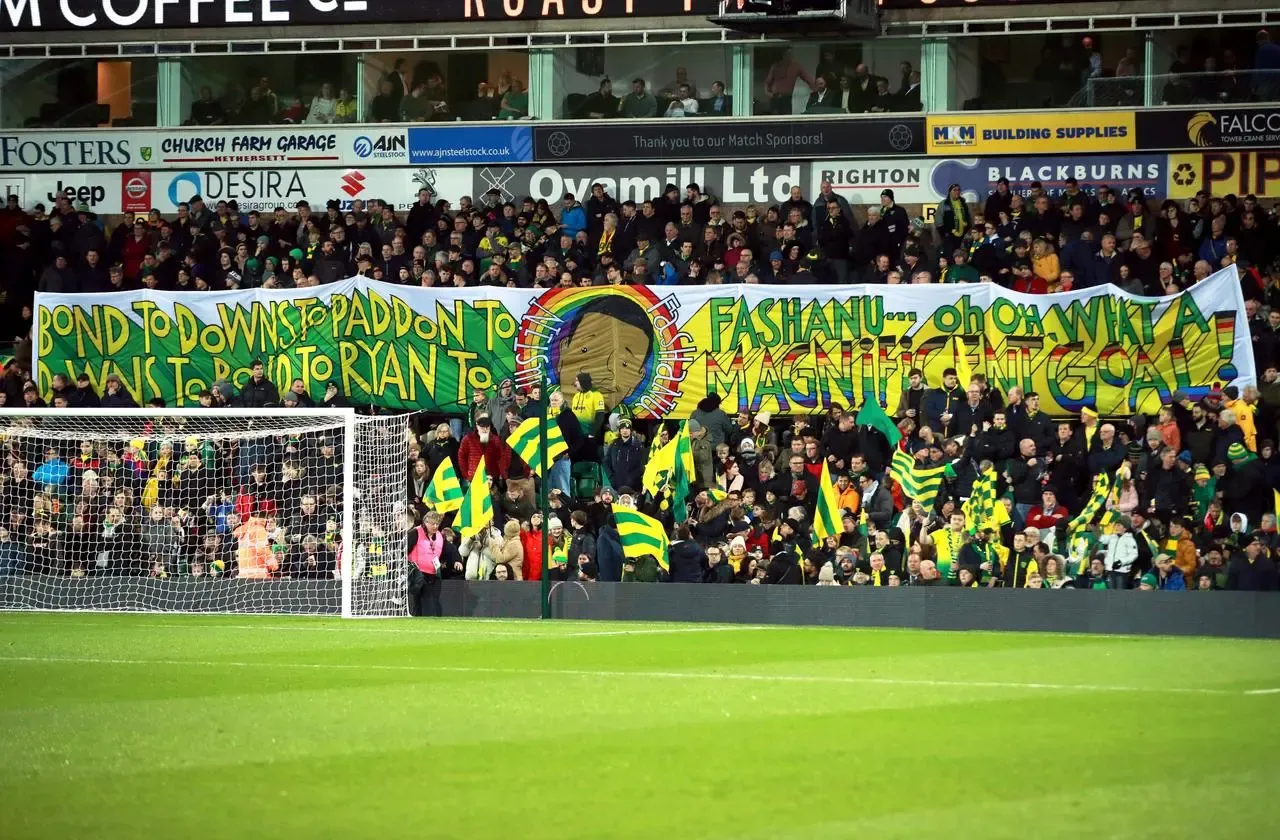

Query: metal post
[{"left": 539, "top": 370, "right": 551, "bottom": 620}]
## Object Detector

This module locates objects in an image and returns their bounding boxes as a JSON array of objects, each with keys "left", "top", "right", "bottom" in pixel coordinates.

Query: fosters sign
[{"left": 35, "top": 269, "right": 1252, "bottom": 418}]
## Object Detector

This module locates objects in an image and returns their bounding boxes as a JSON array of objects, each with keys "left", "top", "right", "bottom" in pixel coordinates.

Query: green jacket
[
  {"left": 621, "top": 555, "right": 660, "bottom": 582},
  {"left": 1192, "top": 478, "right": 1217, "bottom": 520}
]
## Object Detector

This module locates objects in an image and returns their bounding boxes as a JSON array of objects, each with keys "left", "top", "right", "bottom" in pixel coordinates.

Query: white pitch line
[
  {"left": 1244, "top": 687, "right": 1280, "bottom": 695},
  {"left": 0, "top": 619, "right": 768, "bottom": 639},
  {"left": 0, "top": 654, "right": 1253, "bottom": 696}
]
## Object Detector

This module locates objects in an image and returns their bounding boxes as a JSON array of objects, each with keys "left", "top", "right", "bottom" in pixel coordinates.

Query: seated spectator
[
  {"left": 664, "top": 84, "right": 699, "bottom": 118},
  {"left": 305, "top": 83, "right": 338, "bottom": 125},
  {"left": 189, "top": 87, "right": 225, "bottom": 126}
]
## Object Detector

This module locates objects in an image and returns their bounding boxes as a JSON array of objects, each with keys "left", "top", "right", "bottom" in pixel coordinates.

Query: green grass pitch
[{"left": 1, "top": 613, "right": 1277, "bottom": 839}]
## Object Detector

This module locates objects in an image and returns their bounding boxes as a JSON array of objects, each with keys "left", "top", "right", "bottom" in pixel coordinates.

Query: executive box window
[
  {"left": 0, "top": 58, "right": 157, "bottom": 129},
  {"left": 362, "top": 50, "right": 531, "bottom": 123},
  {"left": 177, "top": 55, "right": 358, "bottom": 127},
  {"left": 751, "top": 41, "right": 921, "bottom": 116},
  {"left": 551, "top": 45, "right": 734, "bottom": 120}
]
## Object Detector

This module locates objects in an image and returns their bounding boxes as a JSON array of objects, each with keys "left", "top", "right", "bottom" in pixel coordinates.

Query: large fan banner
[{"left": 34, "top": 267, "right": 1252, "bottom": 418}]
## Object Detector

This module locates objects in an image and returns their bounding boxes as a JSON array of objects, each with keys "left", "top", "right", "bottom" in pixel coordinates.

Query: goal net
[{"left": 0, "top": 408, "right": 410, "bottom": 618}]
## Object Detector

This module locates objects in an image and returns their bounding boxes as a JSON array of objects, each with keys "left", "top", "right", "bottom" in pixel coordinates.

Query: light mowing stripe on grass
[
  {"left": 1244, "top": 687, "right": 1280, "bottom": 695},
  {"left": 0, "top": 655, "right": 1255, "bottom": 696}
]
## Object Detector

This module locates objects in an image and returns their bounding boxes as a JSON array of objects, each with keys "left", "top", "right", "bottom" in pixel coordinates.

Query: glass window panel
[
  {"left": 551, "top": 44, "right": 734, "bottom": 120},
  {"left": 362, "top": 50, "right": 531, "bottom": 123},
  {"left": 751, "top": 40, "right": 920, "bottom": 116},
  {"left": 0, "top": 57, "right": 157, "bottom": 129},
  {"left": 177, "top": 54, "right": 358, "bottom": 126}
]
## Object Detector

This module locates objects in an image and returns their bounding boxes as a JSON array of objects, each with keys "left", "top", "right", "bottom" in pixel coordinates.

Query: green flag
[{"left": 856, "top": 397, "right": 901, "bottom": 447}]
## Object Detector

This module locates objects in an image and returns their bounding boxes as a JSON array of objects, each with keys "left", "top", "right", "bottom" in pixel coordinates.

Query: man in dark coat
[
  {"left": 666, "top": 525, "right": 706, "bottom": 583},
  {"left": 604, "top": 420, "right": 646, "bottom": 493},
  {"left": 237, "top": 360, "right": 280, "bottom": 408}
]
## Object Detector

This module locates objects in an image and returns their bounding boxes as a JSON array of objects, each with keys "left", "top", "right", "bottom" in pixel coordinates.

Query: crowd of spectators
[
  {"left": 398, "top": 367, "right": 1280, "bottom": 596},
  {"left": 0, "top": 365, "right": 355, "bottom": 580},
  {"left": 0, "top": 169, "right": 1278, "bottom": 336},
  {"left": 1161, "top": 30, "right": 1280, "bottom": 106},
  {"left": 1, "top": 158, "right": 1279, "bottom": 596}
]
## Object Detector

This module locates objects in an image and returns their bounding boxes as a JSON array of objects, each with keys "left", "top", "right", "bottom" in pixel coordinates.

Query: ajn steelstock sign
[{"left": 2, "top": 0, "right": 719, "bottom": 31}]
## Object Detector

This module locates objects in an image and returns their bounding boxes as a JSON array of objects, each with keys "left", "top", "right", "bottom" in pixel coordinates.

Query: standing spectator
[
  {"left": 237, "top": 360, "right": 279, "bottom": 408},
  {"left": 764, "top": 47, "right": 816, "bottom": 115}
]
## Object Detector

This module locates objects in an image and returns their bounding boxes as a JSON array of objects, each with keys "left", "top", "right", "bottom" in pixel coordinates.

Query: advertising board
[
  {"left": 473, "top": 162, "right": 810, "bottom": 205},
  {"left": 811, "top": 154, "right": 1166, "bottom": 207},
  {"left": 533, "top": 117, "right": 924, "bottom": 163},
  {"left": 1136, "top": 107, "right": 1280, "bottom": 152},
  {"left": 1166, "top": 151, "right": 1280, "bottom": 199},
  {"left": 3, "top": 167, "right": 473, "bottom": 214},
  {"left": 1, "top": 0, "right": 719, "bottom": 32},
  {"left": 927, "top": 111, "right": 1135, "bottom": 155}
]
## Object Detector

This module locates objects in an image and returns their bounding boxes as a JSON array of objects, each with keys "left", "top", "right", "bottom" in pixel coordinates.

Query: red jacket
[
  {"left": 456, "top": 430, "right": 513, "bottom": 481},
  {"left": 744, "top": 526, "right": 771, "bottom": 559},
  {"left": 1025, "top": 504, "right": 1070, "bottom": 531},
  {"left": 520, "top": 528, "right": 543, "bottom": 581},
  {"left": 121, "top": 233, "right": 151, "bottom": 280},
  {"left": 1011, "top": 274, "right": 1047, "bottom": 294}
]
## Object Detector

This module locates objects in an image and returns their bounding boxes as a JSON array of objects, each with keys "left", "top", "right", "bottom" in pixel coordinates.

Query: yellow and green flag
[
  {"left": 506, "top": 416, "right": 568, "bottom": 476},
  {"left": 612, "top": 504, "right": 670, "bottom": 572},
  {"left": 963, "top": 466, "right": 1008, "bottom": 533},
  {"left": 423, "top": 456, "right": 464, "bottom": 514},
  {"left": 890, "top": 446, "right": 949, "bottom": 511},
  {"left": 456, "top": 455, "right": 494, "bottom": 539},
  {"left": 813, "top": 460, "right": 842, "bottom": 545}
]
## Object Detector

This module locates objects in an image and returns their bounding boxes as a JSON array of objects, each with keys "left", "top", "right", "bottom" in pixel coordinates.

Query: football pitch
[{"left": 1, "top": 613, "right": 1277, "bottom": 839}]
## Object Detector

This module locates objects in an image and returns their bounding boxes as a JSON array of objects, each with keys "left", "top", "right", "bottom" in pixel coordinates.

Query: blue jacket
[
  {"left": 1198, "top": 235, "right": 1227, "bottom": 265},
  {"left": 1157, "top": 569, "right": 1186, "bottom": 590},
  {"left": 922, "top": 386, "right": 966, "bottom": 434},
  {"left": 559, "top": 203, "right": 587, "bottom": 240}
]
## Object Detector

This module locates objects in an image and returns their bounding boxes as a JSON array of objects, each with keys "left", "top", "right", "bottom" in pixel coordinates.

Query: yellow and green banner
[{"left": 33, "top": 267, "right": 1252, "bottom": 418}]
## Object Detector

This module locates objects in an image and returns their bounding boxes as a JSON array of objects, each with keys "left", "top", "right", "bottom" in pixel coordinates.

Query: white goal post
[{"left": 0, "top": 408, "right": 410, "bottom": 618}]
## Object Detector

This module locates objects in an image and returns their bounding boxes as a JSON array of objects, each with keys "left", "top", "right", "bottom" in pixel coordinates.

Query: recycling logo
[{"left": 1172, "top": 162, "right": 1197, "bottom": 187}]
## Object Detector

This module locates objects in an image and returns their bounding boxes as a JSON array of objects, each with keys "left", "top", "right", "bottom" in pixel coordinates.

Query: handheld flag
[
  {"left": 506, "top": 416, "right": 567, "bottom": 477},
  {"left": 813, "top": 460, "right": 842, "bottom": 545},
  {"left": 456, "top": 456, "right": 494, "bottom": 539},
  {"left": 856, "top": 398, "right": 902, "bottom": 447},
  {"left": 643, "top": 434, "right": 677, "bottom": 497},
  {"left": 612, "top": 504, "right": 670, "bottom": 572},
  {"left": 1067, "top": 473, "right": 1113, "bottom": 534},
  {"left": 423, "top": 456, "right": 464, "bottom": 513},
  {"left": 889, "top": 445, "right": 949, "bottom": 512},
  {"left": 671, "top": 421, "right": 696, "bottom": 523},
  {"left": 962, "top": 466, "right": 1008, "bottom": 533}
]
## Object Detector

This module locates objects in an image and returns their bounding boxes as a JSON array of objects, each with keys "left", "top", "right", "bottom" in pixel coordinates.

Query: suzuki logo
[{"left": 340, "top": 170, "right": 366, "bottom": 198}]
